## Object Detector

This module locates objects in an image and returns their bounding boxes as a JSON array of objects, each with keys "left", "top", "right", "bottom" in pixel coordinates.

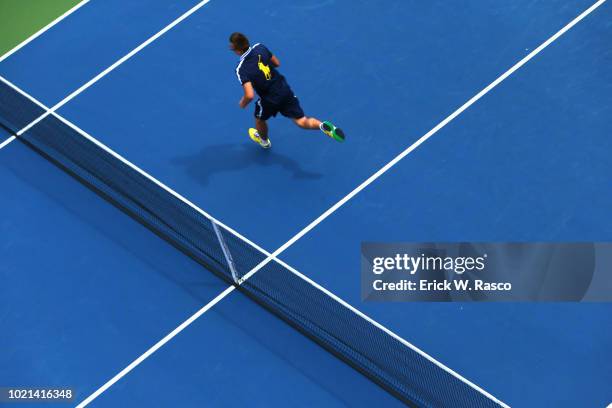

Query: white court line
[
  {"left": 47, "top": 0, "right": 212, "bottom": 122},
  {"left": 0, "top": 136, "right": 16, "bottom": 150},
  {"left": 0, "top": 0, "right": 90, "bottom": 64},
  {"left": 75, "top": 286, "right": 236, "bottom": 408},
  {"left": 2, "top": 0, "right": 214, "bottom": 142},
  {"left": 0, "top": 74, "right": 52, "bottom": 137},
  {"left": 0, "top": 0, "right": 89, "bottom": 149}
]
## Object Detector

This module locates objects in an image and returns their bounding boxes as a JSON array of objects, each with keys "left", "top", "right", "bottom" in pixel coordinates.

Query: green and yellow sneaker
[{"left": 320, "top": 121, "right": 345, "bottom": 142}]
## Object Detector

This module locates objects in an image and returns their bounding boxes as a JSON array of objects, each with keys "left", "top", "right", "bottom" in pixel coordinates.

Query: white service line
[
  {"left": 0, "top": 0, "right": 90, "bottom": 63},
  {"left": 75, "top": 285, "right": 236, "bottom": 408}
]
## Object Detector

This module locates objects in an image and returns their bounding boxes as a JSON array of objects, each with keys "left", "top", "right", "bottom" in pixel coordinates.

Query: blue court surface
[{"left": 1, "top": 1, "right": 611, "bottom": 407}]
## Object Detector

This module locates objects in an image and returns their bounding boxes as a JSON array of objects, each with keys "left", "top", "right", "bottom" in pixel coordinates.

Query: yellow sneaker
[{"left": 249, "top": 128, "right": 271, "bottom": 148}]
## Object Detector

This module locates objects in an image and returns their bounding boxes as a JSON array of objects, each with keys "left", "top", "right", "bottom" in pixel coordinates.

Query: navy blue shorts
[{"left": 254, "top": 95, "right": 305, "bottom": 121}]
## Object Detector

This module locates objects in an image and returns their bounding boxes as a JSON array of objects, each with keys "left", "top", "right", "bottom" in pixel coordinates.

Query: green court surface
[{"left": 0, "top": 0, "right": 81, "bottom": 57}]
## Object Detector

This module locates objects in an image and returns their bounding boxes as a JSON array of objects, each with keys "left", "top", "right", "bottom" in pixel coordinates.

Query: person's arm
[
  {"left": 270, "top": 55, "right": 280, "bottom": 67},
  {"left": 239, "top": 81, "right": 255, "bottom": 108}
]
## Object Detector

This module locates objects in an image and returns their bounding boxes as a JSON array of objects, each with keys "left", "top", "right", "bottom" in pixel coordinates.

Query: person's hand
[
  {"left": 239, "top": 97, "right": 252, "bottom": 109},
  {"left": 239, "top": 82, "right": 254, "bottom": 109}
]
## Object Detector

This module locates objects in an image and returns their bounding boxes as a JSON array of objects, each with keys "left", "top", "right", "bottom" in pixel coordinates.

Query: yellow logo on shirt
[{"left": 258, "top": 55, "right": 272, "bottom": 80}]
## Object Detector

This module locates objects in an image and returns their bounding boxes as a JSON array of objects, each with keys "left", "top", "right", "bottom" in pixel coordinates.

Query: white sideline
[
  {"left": 75, "top": 286, "right": 236, "bottom": 408},
  {"left": 0, "top": 0, "right": 90, "bottom": 64},
  {"left": 1, "top": 0, "right": 213, "bottom": 141},
  {"left": 0, "top": 0, "right": 88, "bottom": 149}
]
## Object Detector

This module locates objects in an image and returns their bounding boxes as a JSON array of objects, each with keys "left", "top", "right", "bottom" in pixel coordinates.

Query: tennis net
[{"left": 0, "top": 78, "right": 503, "bottom": 408}]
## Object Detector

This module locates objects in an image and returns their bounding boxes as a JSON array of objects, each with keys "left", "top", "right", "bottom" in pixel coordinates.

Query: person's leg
[
  {"left": 292, "top": 116, "right": 345, "bottom": 142},
  {"left": 281, "top": 96, "right": 320, "bottom": 130},
  {"left": 292, "top": 116, "right": 322, "bottom": 130},
  {"left": 255, "top": 118, "right": 269, "bottom": 140},
  {"left": 282, "top": 95, "right": 345, "bottom": 141},
  {"left": 250, "top": 98, "right": 273, "bottom": 148}
]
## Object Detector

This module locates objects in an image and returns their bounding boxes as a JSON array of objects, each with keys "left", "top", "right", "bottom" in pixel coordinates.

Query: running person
[{"left": 230, "top": 32, "right": 344, "bottom": 148}]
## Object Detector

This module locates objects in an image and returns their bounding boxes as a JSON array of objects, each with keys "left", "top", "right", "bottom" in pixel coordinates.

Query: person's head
[{"left": 229, "top": 32, "right": 250, "bottom": 56}]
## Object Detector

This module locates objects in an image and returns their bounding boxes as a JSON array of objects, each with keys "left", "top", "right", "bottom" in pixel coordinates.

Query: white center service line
[
  {"left": 0, "top": 0, "right": 90, "bottom": 64},
  {"left": 75, "top": 1, "right": 606, "bottom": 406}
]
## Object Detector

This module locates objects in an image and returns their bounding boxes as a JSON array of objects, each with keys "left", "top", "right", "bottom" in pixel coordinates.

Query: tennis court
[{"left": 1, "top": 1, "right": 611, "bottom": 407}]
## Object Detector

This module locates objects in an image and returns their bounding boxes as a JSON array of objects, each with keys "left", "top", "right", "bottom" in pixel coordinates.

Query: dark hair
[{"left": 229, "top": 32, "right": 250, "bottom": 52}]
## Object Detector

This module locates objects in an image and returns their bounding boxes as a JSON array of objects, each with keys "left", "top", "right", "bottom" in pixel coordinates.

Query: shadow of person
[{"left": 172, "top": 142, "right": 323, "bottom": 186}]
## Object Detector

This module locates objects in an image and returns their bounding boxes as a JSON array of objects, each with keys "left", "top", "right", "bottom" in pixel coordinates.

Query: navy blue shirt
[{"left": 235, "top": 43, "right": 292, "bottom": 104}]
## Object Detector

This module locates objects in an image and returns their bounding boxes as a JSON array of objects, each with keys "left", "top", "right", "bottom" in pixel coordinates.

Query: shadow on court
[{"left": 171, "top": 142, "right": 323, "bottom": 186}]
